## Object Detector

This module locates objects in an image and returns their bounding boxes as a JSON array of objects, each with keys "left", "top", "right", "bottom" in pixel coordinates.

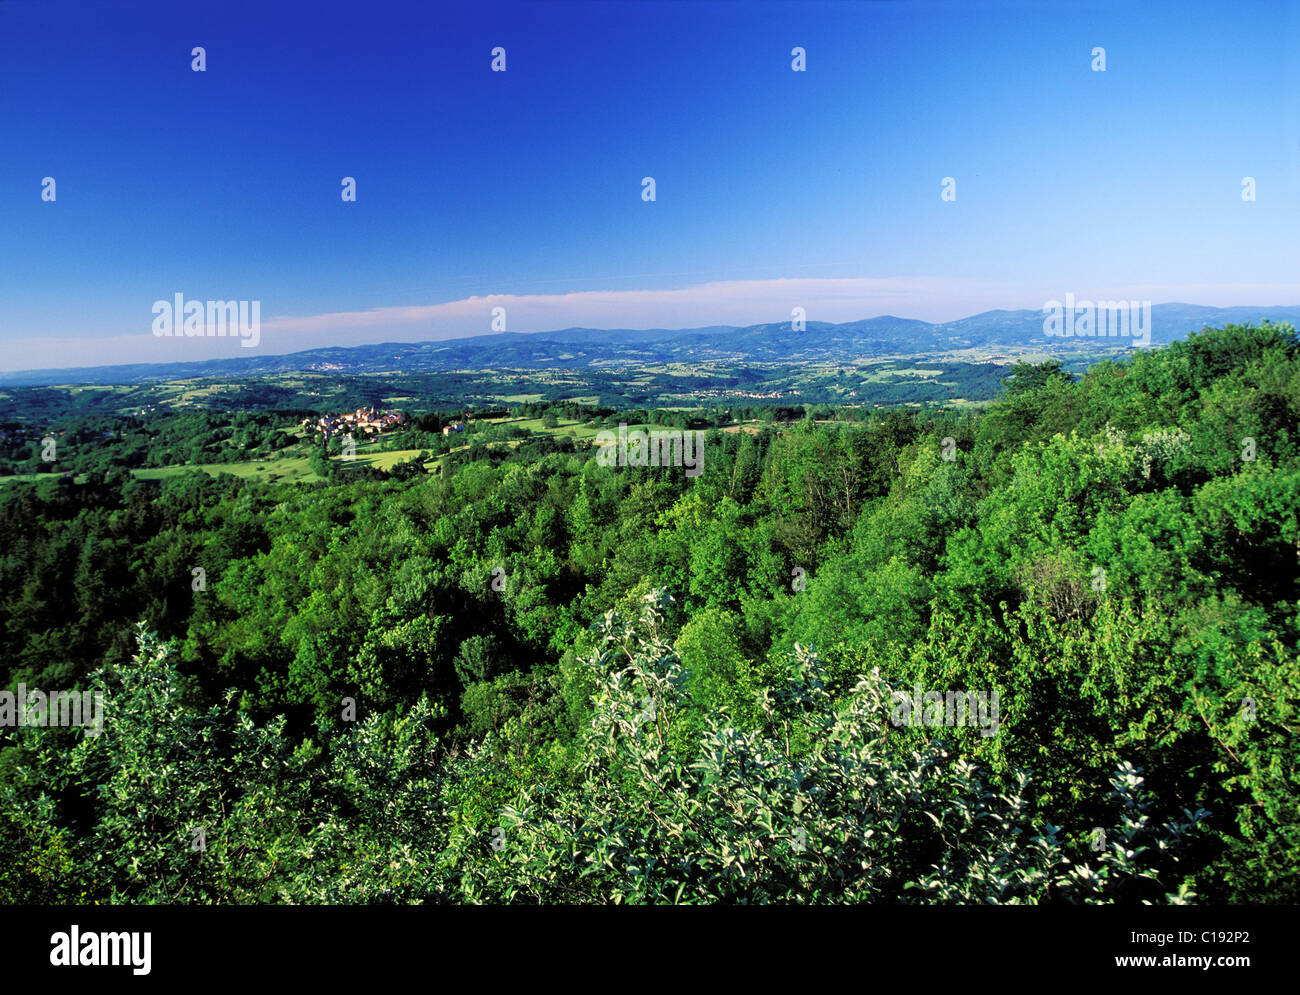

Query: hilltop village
[{"left": 301, "top": 406, "right": 405, "bottom": 440}]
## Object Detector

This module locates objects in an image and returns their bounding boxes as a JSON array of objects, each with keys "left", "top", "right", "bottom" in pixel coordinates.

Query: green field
[{"left": 133, "top": 456, "right": 323, "bottom": 483}]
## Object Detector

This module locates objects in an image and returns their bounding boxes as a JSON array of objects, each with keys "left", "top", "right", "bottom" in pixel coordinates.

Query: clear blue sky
[{"left": 0, "top": 0, "right": 1296, "bottom": 369}]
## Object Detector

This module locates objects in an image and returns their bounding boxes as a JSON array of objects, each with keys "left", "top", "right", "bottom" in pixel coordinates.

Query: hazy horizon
[{"left": 4, "top": 296, "right": 1300, "bottom": 377}]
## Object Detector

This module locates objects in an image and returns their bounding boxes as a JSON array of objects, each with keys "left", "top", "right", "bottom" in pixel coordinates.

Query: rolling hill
[{"left": 2, "top": 303, "right": 1297, "bottom": 386}]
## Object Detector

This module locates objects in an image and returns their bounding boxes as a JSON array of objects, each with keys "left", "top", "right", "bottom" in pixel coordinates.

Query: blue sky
[{"left": 0, "top": 0, "right": 1297, "bottom": 370}]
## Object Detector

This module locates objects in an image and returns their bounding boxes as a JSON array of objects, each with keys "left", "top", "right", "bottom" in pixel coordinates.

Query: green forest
[{"left": 1, "top": 322, "right": 1296, "bottom": 904}]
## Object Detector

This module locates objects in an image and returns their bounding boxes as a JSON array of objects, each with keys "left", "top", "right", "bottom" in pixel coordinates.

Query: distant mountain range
[{"left": 3, "top": 304, "right": 1298, "bottom": 387}]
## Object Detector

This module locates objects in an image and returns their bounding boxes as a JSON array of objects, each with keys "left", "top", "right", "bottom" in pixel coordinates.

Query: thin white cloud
[{"left": 3, "top": 277, "right": 1298, "bottom": 372}]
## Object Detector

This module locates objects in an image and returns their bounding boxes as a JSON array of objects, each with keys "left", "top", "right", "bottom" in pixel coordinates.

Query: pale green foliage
[
  {"left": 5, "top": 608, "right": 1204, "bottom": 904},
  {"left": 4, "top": 625, "right": 454, "bottom": 904},
  {"left": 450, "top": 591, "right": 1204, "bottom": 904}
]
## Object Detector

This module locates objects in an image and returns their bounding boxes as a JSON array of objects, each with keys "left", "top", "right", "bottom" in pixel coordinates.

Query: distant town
[{"left": 302, "top": 406, "right": 405, "bottom": 440}]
